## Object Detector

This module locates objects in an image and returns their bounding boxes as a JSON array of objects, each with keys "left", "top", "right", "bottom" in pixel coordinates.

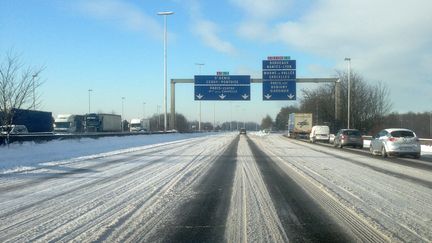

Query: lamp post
[
  {"left": 195, "top": 63, "right": 204, "bottom": 131},
  {"left": 121, "top": 97, "right": 125, "bottom": 132},
  {"left": 157, "top": 105, "right": 161, "bottom": 131},
  {"left": 158, "top": 11, "right": 174, "bottom": 132},
  {"left": 32, "top": 74, "right": 38, "bottom": 110},
  {"left": 344, "top": 57, "right": 351, "bottom": 129},
  {"left": 143, "top": 102, "right": 146, "bottom": 118},
  {"left": 88, "top": 89, "right": 93, "bottom": 113}
]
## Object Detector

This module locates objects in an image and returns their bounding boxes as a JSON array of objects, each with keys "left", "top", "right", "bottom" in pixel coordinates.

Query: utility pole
[{"left": 345, "top": 57, "right": 351, "bottom": 129}]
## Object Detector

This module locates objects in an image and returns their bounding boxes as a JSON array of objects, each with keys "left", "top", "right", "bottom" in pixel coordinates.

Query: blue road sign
[
  {"left": 194, "top": 75, "right": 251, "bottom": 101},
  {"left": 263, "top": 70, "right": 296, "bottom": 80},
  {"left": 262, "top": 59, "right": 296, "bottom": 100},
  {"left": 263, "top": 60, "right": 296, "bottom": 70},
  {"left": 263, "top": 80, "right": 296, "bottom": 100}
]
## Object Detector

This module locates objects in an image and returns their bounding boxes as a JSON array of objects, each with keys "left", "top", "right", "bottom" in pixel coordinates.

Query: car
[
  {"left": 309, "top": 125, "right": 330, "bottom": 143},
  {"left": 0, "top": 125, "right": 29, "bottom": 135},
  {"left": 239, "top": 128, "right": 246, "bottom": 135},
  {"left": 370, "top": 128, "right": 421, "bottom": 159},
  {"left": 333, "top": 129, "right": 363, "bottom": 148}
]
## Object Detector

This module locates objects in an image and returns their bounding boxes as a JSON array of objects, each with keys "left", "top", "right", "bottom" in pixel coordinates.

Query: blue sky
[{"left": 1, "top": 0, "right": 431, "bottom": 124}]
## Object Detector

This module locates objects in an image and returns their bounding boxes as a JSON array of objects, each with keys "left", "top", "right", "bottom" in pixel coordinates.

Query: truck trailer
[
  {"left": 85, "top": 113, "right": 121, "bottom": 132},
  {"left": 288, "top": 113, "right": 313, "bottom": 139},
  {"left": 0, "top": 108, "right": 53, "bottom": 133},
  {"left": 54, "top": 114, "right": 84, "bottom": 133}
]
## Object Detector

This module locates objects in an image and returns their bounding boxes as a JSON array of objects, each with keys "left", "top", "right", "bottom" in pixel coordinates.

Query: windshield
[
  {"left": 2, "top": 1, "right": 431, "bottom": 242},
  {"left": 54, "top": 122, "right": 71, "bottom": 129},
  {"left": 343, "top": 130, "right": 361, "bottom": 136},
  {"left": 391, "top": 130, "right": 415, "bottom": 138}
]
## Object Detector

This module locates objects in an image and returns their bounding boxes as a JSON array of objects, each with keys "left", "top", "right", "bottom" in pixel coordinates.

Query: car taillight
[
  {"left": 388, "top": 137, "right": 397, "bottom": 142},
  {"left": 341, "top": 135, "right": 346, "bottom": 140}
]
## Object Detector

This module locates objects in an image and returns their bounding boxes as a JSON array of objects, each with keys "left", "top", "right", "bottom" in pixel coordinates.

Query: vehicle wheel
[
  {"left": 414, "top": 154, "right": 421, "bottom": 159},
  {"left": 359, "top": 145, "right": 363, "bottom": 149},
  {"left": 339, "top": 143, "right": 343, "bottom": 148},
  {"left": 381, "top": 147, "right": 387, "bottom": 158},
  {"left": 370, "top": 145, "right": 376, "bottom": 155},
  {"left": 333, "top": 142, "right": 338, "bottom": 147}
]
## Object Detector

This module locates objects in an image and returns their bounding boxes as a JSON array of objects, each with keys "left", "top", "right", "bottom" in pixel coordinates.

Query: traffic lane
[
  {"left": 295, "top": 137, "right": 432, "bottom": 171},
  {"left": 0, "top": 134, "right": 237, "bottom": 242},
  {"left": 267, "top": 135, "right": 432, "bottom": 241},
  {"left": 159, "top": 136, "right": 239, "bottom": 242},
  {"left": 247, "top": 137, "right": 353, "bottom": 242}
]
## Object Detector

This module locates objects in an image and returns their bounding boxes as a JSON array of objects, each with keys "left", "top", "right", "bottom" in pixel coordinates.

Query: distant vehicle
[
  {"left": 54, "top": 114, "right": 84, "bottom": 133},
  {"left": 0, "top": 125, "right": 29, "bottom": 135},
  {"left": 288, "top": 113, "right": 313, "bottom": 139},
  {"left": 333, "top": 129, "right": 363, "bottom": 148},
  {"left": 129, "top": 118, "right": 150, "bottom": 132},
  {"left": 309, "top": 125, "right": 330, "bottom": 143},
  {"left": 370, "top": 128, "right": 421, "bottom": 159},
  {"left": 85, "top": 113, "right": 121, "bottom": 132},
  {"left": 0, "top": 108, "right": 53, "bottom": 133},
  {"left": 239, "top": 128, "right": 246, "bottom": 135}
]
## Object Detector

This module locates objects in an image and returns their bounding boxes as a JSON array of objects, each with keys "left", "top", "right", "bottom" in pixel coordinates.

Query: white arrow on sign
[
  {"left": 196, "top": 93, "right": 204, "bottom": 100},
  {"left": 288, "top": 93, "right": 295, "bottom": 99},
  {"left": 219, "top": 94, "right": 227, "bottom": 100},
  {"left": 242, "top": 94, "right": 249, "bottom": 99},
  {"left": 264, "top": 94, "right": 272, "bottom": 99}
]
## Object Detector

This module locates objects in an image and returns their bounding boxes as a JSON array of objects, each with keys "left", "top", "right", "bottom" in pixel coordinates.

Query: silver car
[{"left": 370, "top": 128, "right": 421, "bottom": 159}]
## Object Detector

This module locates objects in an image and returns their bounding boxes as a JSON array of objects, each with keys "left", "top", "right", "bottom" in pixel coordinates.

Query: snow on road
[
  {"left": 225, "top": 135, "right": 288, "bottom": 242},
  {"left": 0, "top": 133, "right": 216, "bottom": 174},
  {"left": 0, "top": 133, "right": 236, "bottom": 242},
  {"left": 254, "top": 134, "right": 432, "bottom": 242}
]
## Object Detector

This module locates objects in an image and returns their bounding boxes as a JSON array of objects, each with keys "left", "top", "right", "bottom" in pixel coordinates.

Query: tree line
[{"left": 265, "top": 70, "right": 431, "bottom": 138}]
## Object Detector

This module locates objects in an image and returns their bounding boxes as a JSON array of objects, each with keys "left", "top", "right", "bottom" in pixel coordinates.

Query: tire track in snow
[
  {"left": 225, "top": 135, "right": 289, "bottom": 242},
  {"left": 158, "top": 136, "right": 239, "bottom": 242},
  {"left": 0, "top": 135, "right": 236, "bottom": 242},
  {"left": 247, "top": 137, "right": 355, "bottom": 242}
]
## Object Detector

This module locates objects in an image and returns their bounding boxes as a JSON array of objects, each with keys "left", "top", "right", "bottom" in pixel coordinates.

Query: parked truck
[
  {"left": 84, "top": 113, "right": 121, "bottom": 132},
  {"left": 0, "top": 108, "right": 53, "bottom": 133},
  {"left": 129, "top": 118, "right": 150, "bottom": 132},
  {"left": 53, "top": 114, "right": 84, "bottom": 133},
  {"left": 288, "top": 113, "right": 313, "bottom": 139}
]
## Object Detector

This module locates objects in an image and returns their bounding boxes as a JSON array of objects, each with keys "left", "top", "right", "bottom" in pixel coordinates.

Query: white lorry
[
  {"left": 130, "top": 118, "right": 150, "bottom": 132},
  {"left": 54, "top": 114, "right": 84, "bottom": 133}
]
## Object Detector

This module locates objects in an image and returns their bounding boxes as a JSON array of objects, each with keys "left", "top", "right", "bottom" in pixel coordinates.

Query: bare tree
[
  {"left": 0, "top": 51, "right": 44, "bottom": 133},
  {"left": 299, "top": 70, "right": 392, "bottom": 133}
]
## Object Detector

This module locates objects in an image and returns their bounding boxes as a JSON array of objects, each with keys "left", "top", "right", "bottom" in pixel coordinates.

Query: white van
[{"left": 310, "top": 125, "right": 330, "bottom": 143}]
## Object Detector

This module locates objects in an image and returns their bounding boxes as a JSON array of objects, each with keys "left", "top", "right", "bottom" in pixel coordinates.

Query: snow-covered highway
[{"left": 1, "top": 133, "right": 431, "bottom": 242}]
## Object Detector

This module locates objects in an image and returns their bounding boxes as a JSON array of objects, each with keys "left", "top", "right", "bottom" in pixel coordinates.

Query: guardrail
[{"left": 0, "top": 131, "right": 173, "bottom": 146}]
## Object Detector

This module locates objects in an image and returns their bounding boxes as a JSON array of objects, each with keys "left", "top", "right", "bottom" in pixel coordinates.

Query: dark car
[
  {"left": 333, "top": 129, "right": 363, "bottom": 148},
  {"left": 239, "top": 128, "right": 246, "bottom": 135}
]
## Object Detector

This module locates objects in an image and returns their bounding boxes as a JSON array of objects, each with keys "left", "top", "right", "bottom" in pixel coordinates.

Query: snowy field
[{"left": 0, "top": 133, "right": 219, "bottom": 174}]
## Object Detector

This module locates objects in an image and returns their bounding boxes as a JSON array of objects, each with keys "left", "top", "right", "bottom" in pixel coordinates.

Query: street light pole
[
  {"left": 344, "top": 57, "right": 351, "bottom": 129},
  {"left": 121, "top": 97, "right": 125, "bottom": 132},
  {"left": 32, "top": 74, "right": 38, "bottom": 110},
  {"left": 88, "top": 89, "right": 93, "bottom": 114},
  {"left": 143, "top": 102, "right": 146, "bottom": 118},
  {"left": 158, "top": 11, "right": 174, "bottom": 132}
]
